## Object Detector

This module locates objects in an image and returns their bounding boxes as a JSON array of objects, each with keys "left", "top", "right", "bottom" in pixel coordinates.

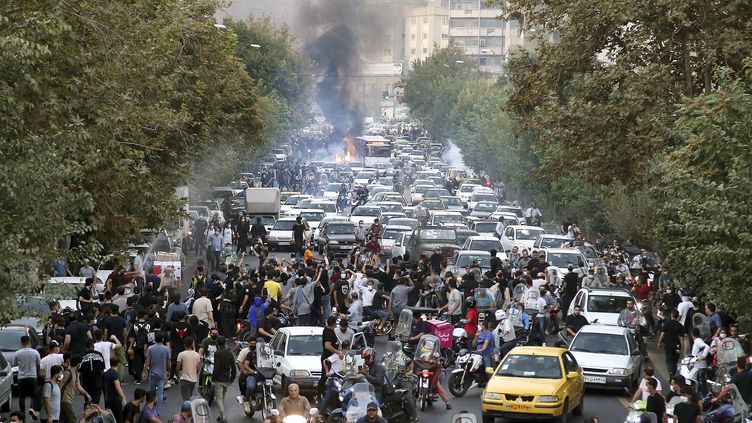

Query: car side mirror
[
  {"left": 485, "top": 367, "right": 494, "bottom": 376},
  {"left": 567, "top": 371, "right": 579, "bottom": 379}
]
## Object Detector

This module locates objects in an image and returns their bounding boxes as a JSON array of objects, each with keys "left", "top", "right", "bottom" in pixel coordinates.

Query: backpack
[
  {"left": 133, "top": 322, "right": 150, "bottom": 348},
  {"left": 192, "top": 274, "right": 207, "bottom": 290}
]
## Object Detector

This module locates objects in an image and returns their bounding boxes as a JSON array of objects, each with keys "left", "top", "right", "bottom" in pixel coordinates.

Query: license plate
[
  {"left": 583, "top": 375, "right": 607, "bottom": 384},
  {"left": 504, "top": 403, "right": 531, "bottom": 411},
  {"left": 420, "top": 378, "right": 430, "bottom": 388}
]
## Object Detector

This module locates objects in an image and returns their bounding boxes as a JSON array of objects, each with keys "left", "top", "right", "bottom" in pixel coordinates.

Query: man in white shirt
[
  {"left": 192, "top": 288, "right": 215, "bottom": 327},
  {"left": 690, "top": 327, "right": 710, "bottom": 395},
  {"left": 324, "top": 340, "right": 351, "bottom": 375},
  {"left": 133, "top": 251, "right": 145, "bottom": 279},
  {"left": 93, "top": 331, "right": 121, "bottom": 371},
  {"left": 494, "top": 217, "right": 506, "bottom": 239},
  {"left": 677, "top": 295, "right": 693, "bottom": 326},
  {"left": 532, "top": 273, "right": 546, "bottom": 290},
  {"left": 631, "top": 367, "right": 662, "bottom": 402},
  {"left": 494, "top": 310, "right": 517, "bottom": 359},
  {"left": 446, "top": 280, "right": 463, "bottom": 325},
  {"left": 40, "top": 341, "right": 64, "bottom": 381}
]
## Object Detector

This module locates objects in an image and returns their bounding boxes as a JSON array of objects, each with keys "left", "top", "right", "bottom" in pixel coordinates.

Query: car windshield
[
  {"left": 540, "top": 237, "right": 568, "bottom": 248},
  {"left": 421, "top": 201, "right": 446, "bottom": 210},
  {"left": 474, "top": 203, "right": 496, "bottom": 212},
  {"left": 415, "top": 186, "right": 432, "bottom": 194},
  {"left": 389, "top": 219, "right": 418, "bottom": 229},
  {"left": 516, "top": 228, "right": 546, "bottom": 240},
  {"left": 284, "top": 196, "right": 302, "bottom": 205},
  {"left": 588, "top": 295, "right": 631, "bottom": 313},
  {"left": 460, "top": 185, "right": 477, "bottom": 193},
  {"left": 472, "top": 194, "right": 497, "bottom": 202},
  {"left": 497, "top": 206, "right": 524, "bottom": 218},
  {"left": 287, "top": 335, "right": 323, "bottom": 356},
  {"left": 273, "top": 220, "right": 296, "bottom": 230},
  {"left": 496, "top": 354, "right": 562, "bottom": 379},
  {"left": 299, "top": 212, "right": 324, "bottom": 222},
  {"left": 353, "top": 207, "right": 380, "bottom": 216},
  {"left": 474, "top": 223, "right": 497, "bottom": 233},
  {"left": 426, "top": 189, "right": 449, "bottom": 198},
  {"left": 382, "top": 230, "right": 405, "bottom": 240},
  {"left": 441, "top": 197, "right": 463, "bottom": 206},
  {"left": 312, "top": 203, "right": 337, "bottom": 213},
  {"left": 0, "top": 329, "right": 25, "bottom": 351},
  {"left": 327, "top": 223, "right": 355, "bottom": 234},
  {"left": 547, "top": 252, "right": 583, "bottom": 268},
  {"left": 456, "top": 254, "right": 492, "bottom": 268},
  {"left": 356, "top": 172, "right": 375, "bottom": 180},
  {"left": 434, "top": 214, "right": 464, "bottom": 224},
  {"left": 379, "top": 204, "right": 402, "bottom": 212},
  {"left": 571, "top": 333, "right": 629, "bottom": 355},
  {"left": 419, "top": 229, "right": 455, "bottom": 241},
  {"left": 259, "top": 216, "right": 276, "bottom": 226},
  {"left": 469, "top": 240, "right": 501, "bottom": 251}
]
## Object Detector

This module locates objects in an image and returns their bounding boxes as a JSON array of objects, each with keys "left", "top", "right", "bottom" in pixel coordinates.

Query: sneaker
[
  {"left": 445, "top": 403, "right": 452, "bottom": 410},
  {"left": 29, "top": 410, "right": 39, "bottom": 421},
  {"left": 236, "top": 396, "right": 244, "bottom": 405},
  {"left": 164, "top": 381, "right": 172, "bottom": 390},
  {"left": 243, "top": 401, "right": 251, "bottom": 415}
]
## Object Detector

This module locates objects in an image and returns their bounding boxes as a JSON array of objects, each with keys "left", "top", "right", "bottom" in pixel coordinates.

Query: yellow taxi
[{"left": 481, "top": 346, "right": 585, "bottom": 423}]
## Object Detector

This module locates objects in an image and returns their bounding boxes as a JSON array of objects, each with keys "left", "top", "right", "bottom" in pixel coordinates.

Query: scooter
[
  {"left": 448, "top": 349, "right": 486, "bottom": 397},
  {"left": 678, "top": 355, "right": 701, "bottom": 388}
]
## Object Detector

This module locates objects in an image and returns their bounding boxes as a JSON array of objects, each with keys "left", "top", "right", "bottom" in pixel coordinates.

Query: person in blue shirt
[{"left": 476, "top": 320, "right": 495, "bottom": 373}]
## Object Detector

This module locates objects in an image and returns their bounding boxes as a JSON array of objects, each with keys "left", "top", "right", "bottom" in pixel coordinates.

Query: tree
[
  {"left": 0, "top": 0, "right": 263, "bottom": 320},
  {"left": 653, "top": 60, "right": 752, "bottom": 325}
]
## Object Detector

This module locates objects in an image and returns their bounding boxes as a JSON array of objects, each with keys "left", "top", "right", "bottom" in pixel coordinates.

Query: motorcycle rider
[
  {"left": 238, "top": 339, "right": 259, "bottom": 414},
  {"left": 250, "top": 217, "right": 267, "bottom": 244},
  {"left": 414, "top": 340, "right": 451, "bottom": 410},
  {"left": 494, "top": 310, "right": 517, "bottom": 360},
  {"left": 463, "top": 297, "right": 479, "bottom": 340},
  {"left": 382, "top": 341, "right": 418, "bottom": 423},
  {"left": 360, "top": 348, "right": 386, "bottom": 402},
  {"left": 475, "top": 321, "right": 494, "bottom": 386}
]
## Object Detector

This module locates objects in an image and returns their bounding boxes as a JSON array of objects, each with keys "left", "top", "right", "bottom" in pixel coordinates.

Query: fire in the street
[
  {"left": 345, "top": 151, "right": 352, "bottom": 162},
  {"left": 334, "top": 152, "right": 352, "bottom": 163},
  {"left": 335, "top": 153, "right": 342, "bottom": 163}
]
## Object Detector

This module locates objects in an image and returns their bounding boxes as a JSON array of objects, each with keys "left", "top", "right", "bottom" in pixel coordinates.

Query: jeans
[
  {"left": 214, "top": 381, "right": 230, "bottom": 419},
  {"left": 179, "top": 380, "right": 196, "bottom": 401},
  {"left": 148, "top": 374, "right": 166, "bottom": 415},
  {"left": 18, "top": 377, "right": 37, "bottom": 413},
  {"left": 697, "top": 368, "right": 708, "bottom": 396},
  {"left": 244, "top": 376, "right": 258, "bottom": 401},
  {"left": 537, "top": 316, "right": 547, "bottom": 336},
  {"left": 364, "top": 306, "right": 389, "bottom": 323},
  {"left": 321, "top": 296, "right": 331, "bottom": 325},
  {"left": 211, "top": 250, "right": 221, "bottom": 271}
]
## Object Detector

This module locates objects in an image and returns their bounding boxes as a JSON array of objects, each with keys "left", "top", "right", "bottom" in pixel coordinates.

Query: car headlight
[
  {"left": 328, "top": 240, "right": 339, "bottom": 245},
  {"left": 608, "top": 368, "right": 628, "bottom": 376},
  {"left": 538, "top": 395, "right": 560, "bottom": 403},
  {"left": 484, "top": 392, "right": 502, "bottom": 400},
  {"left": 290, "top": 370, "right": 311, "bottom": 377}
]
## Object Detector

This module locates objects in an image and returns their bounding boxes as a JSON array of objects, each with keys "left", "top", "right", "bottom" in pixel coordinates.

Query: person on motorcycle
[
  {"left": 382, "top": 341, "right": 418, "bottom": 423},
  {"left": 238, "top": 339, "right": 259, "bottom": 414},
  {"left": 360, "top": 348, "right": 386, "bottom": 402},
  {"left": 564, "top": 305, "right": 589, "bottom": 338},
  {"left": 414, "top": 341, "right": 451, "bottom": 410},
  {"left": 407, "top": 313, "right": 428, "bottom": 349},
  {"left": 710, "top": 356, "right": 752, "bottom": 406},
  {"left": 250, "top": 217, "right": 267, "bottom": 244},
  {"left": 463, "top": 297, "right": 479, "bottom": 339}
]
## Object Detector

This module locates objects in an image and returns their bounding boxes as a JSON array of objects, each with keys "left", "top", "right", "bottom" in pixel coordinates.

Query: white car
[
  {"left": 380, "top": 225, "right": 413, "bottom": 257},
  {"left": 349, "top": 206, "right": 382, "bottom": 225},
  {"left": 353, "top": 170, "right": 377, "bottom": 187},
  {"left": 280, "top": 194, "right": 313, "bottom": 215},
  {"left": 296, "top": 209, "right": 326, "bottom": 232},
  {"left": 309, "top": 201, "right": 338, "bottom": 218},
  {"left": 470, "top": 220, "right": 500, "bottom": 237},
  {"left": 495, "top": 205, "right": 525, "bottom": 222},
  {"left": 461, "top": 235, "right": 504, "bottom": 252},
  {"left": 487, "top": 212, "right": 521, "bottom": 226},
  {"left": 457, "top": 183, "right": 482, "bottom": 202},
  {"left": 410, "top": 185, "right": 434, "bottom": 205},
  {"left": 568, "top": 287, "right": 639, "bottom": 326},
  {"left": 569, "top": 325, "right": 643, "bottom": 389},
  {"left": 267, "top": 217, "right": 312, "bottom": 250},
  {"left": 541, "top": 247, "right": 590, "bottom": 281},
  {"left": 534, "top": 234, "right": 572, "bottom": 249},
  {"left": 445, "top": 250, "right": 492, "bottom": 276},
  {"left": 500, "top": 225, "right": 547, "bottom": 252},
  {"left": 322, "top": 183, "right": 343, "bottom": 200},
  {"left": 467, "top": 192, "right": 498, "bottom": 211},
  {"left": 262, "top": 326, "right": 368, "bottom": 394},
  {"left": 429, "top": 211, "right": 466, "bottom": 227},
  {"left": 373, "top": 201, "right": 404, "bottom": 214}
]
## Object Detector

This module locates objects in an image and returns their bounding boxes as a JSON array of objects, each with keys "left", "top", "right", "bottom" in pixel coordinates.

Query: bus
[{"left": 354, "top": 136, "right": 392, "bottom": 167}]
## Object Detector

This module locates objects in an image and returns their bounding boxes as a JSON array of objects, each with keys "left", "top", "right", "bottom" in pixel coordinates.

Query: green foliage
[
  {"left": 0, "top": 0, "right": 264, "bottom": 321},
  {"left": 654, "top": 60, "right": 752, "bottom": 325}
]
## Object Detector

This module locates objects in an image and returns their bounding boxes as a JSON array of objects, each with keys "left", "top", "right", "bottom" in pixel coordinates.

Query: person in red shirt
[
  {"left": 464, "top": 297, "right": 479, "bottom": 338},
  {"left": 633, "top": 276, "right": 651, "bottom": 301},
  {"left": 364, "top": 236, "right": 381, "bottom": 255}
]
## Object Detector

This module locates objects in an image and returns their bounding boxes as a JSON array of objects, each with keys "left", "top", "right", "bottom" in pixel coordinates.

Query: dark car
[
  {"left": 407, "top": 226, "right": 461, "bottom": 259},
  {"left": 317, "top": 222, "right": 357, "bottom": 256}
]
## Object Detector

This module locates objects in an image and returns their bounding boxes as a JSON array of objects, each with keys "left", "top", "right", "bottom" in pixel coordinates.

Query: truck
[{"left": 245, "top": 187, "right": 281, "bottom": 231}]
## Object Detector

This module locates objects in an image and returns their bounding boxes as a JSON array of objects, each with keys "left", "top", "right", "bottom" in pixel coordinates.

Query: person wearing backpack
[
  {"left": 42, "top": 365, "right": 63, "bottom": 423},
  {"left": 167, "top": 311, "right": 191, "bottom": 386},
  {"left": 218, "top": 277, "right": 238, "bottom": 338},
  {"left": 127, "top": 311, "right": 151, "bottom": 384}
]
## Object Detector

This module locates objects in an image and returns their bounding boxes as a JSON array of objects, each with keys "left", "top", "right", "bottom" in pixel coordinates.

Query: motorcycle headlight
[
  {"left": 608, "top": 368, "right": 628, "bottom": 376},
  {"left": 290, "top": 370, "right": 311, "bottom": 377},
  {"left": 484, "top": 392, "right": 502, "bottom": 400},
  {"left": 538, "top": 395, "right": 559, "bottom": 403},
  {"left": 265, "top": 380, "right": 273, "bottom": 386}
]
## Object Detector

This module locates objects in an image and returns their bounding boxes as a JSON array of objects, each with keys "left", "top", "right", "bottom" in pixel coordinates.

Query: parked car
[
  {"left": 0, "top": 325, "right": 41, "bottom": 392},
  {"left": 461, "top": 236, "right": 503, "bottom": 252},
  {"left": 445, "top": 250, "right": 492, "bottom": 276},
  {"left": 0, "top": 353, "right": 9, "bottom": 412}
]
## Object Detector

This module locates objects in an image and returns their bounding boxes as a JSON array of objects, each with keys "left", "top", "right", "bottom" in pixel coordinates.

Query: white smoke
[{"left": 443, "top": 140, "right": 468, "bottom": 171}]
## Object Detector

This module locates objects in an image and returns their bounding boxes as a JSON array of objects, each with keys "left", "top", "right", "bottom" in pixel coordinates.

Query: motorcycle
[
  {"left": 624, "top": 401, "right": 657, "bottom": 423},
  {"left": 618, "top": 308, "right": 647, "bottom": 357},
  {"left": 395, "top": 309, "right": 414, "bottom": 355},
  {"left": 448, "top": 349, "right": 486, "bottom": 397},
  {"left": 678, "top": 355, "right": 702, "bottom": 388},
  {"left": 715, "top": 337, "right": 744, "bottom": 386},
  {"left": 199, "top": 357, "right": 215, "bottom": 405},
  {"left": 327, "top": 382, "right": 381, "bottom": 423},
  {"left": 413, "top": 334, "right": 442, "bottom": 411},
  {"left": 380, "top": 377, "right": 413, "bottom": 423},
  {"left": 701, "top": 380, "right": 750, "bottom": 423},
  {"left": 238, "top": 342, "right": 278, "bottom": 419}
]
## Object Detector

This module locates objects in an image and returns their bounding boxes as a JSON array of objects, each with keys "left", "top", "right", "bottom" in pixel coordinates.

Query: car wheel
[
  {"left": 573, "top": 394, "right": 584, "bottom": 416},
  {"left": 481, "top": 413, "right": 496, "bottom": 423}
]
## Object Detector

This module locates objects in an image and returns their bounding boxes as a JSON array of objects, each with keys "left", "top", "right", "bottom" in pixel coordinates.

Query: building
[
  {"left": 404, "top": 0, "right": 450, "bottom": 67},
  {"left": 447, "top": 0, "right": 528, "bottom": 75}
]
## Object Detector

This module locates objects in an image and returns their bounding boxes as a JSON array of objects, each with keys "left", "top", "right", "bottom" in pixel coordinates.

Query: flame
[
  {"left": 335, "top": 154, "right": 342, "bottom": 163},
  {"left": 345, "top": 151, "right": 352, "bottom": 162}
]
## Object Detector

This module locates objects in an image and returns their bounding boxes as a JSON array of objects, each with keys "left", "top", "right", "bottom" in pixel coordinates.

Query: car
[
  {"left": 541, "top": 248, "right": 590, "bottom": 280},
  {"left": 446, "top": 250, "right": 492, "bottom": 276},
  {"left": 471, "top": 220, "right": 501, "bottom": 237},
  {"left": 406, "top": 226, "right": 460, "bottom": 259},
  {"left": 272, "top": 148, "right": 287, "bottom": 161},
  {"left": 267, "top": 217, "right": 312, "bottom": 250},
  {"left": 468, "top": 192, "right": 498, "bottom": 211},
  {"left": 368, "top": 191, "right": 407, "bottom": 206},
  {"left": 568, "top": 287, "right": 639, "bottom": 326},
  {"left": 378, "top": 212, "right": 407, "bottom": 225},
  {"left": 457, "top": 183, "right": 481, "bottom": 203},
  {"left": 317, "top": 221, "right": 357, "bottom": 256},
  {"left": 429, "top": 211, "right": 466, "bottom": 227},
  {"left": 533, "top": 234, "right": 571, "bottom": 249},
  {"left": 469, "top": 201, "right": 498, "bottom": 219},
  {"left": 424, "top": 188, "right": 450, "bottom": 200},
  {"left": 373, "top": 202, "right": 404, "bottom": 214},
  {"left": 279, "top": 191, "right": 299, "bottom": 204},
  {"left": 349, "top": 206, "right": 382, "bottom": 225},
  {"left": 321, "top": 184, "right": 343, "bottom": 200},
  {"left": 439, "top": 195, "right": 468, "bottom": 214},
  {"left": 280, "top": 194, "right": 313, "bottom": 215},
  {"left": 353, "top": 170, "right": 377, "bottom": 187},
  {"left": 387, "top": 218, "right": 420, "bottom": 231},
  {"left": 500, "top": 225, "right": 548, "bottom": 252},
  {"left": 414, "top": 199, "right": 447, "bottom": 222},
  {"left": 495, "top": 205, "right": 525, "bottom": 222},
  {"left": 313, "top": 216, "right": 351, "bottom": 244},
  {"left": 574, "top": 242, "right": 603, "bottom": 267},
  {"left": 263, "top": 326, "right": 367, "bottom": 395},
  {"left": 568, "top": 325, "right": 642, "bottom": 389},
  {"left": 462, "top": 235, "right": 504, "bottom": 252},
  {"left": 295, "top": 209, "right": 326, "bottom": 231},
  {"left": 0, "top": 325, "right": 42, "bottom": 392},
  {"left": 380, "top": 225, "right": 413, "bottom": 257},
  {"left": 481, "top": 346, "right": 585, "bottom": 423},
  {"left": 410, "top": 185, "right": 435, "bottom": 205},
  {"left": 455, "top": 228, "right": 480, "bottom": 247},
  {"left": 369, "top": 185, "right": 395, "bottom": 197},
  {"left": 0, "top": 353, "right": 10, "bottom": 412},
  {"left": 487, "top": 212, "right": 521, "bottom": 226}
]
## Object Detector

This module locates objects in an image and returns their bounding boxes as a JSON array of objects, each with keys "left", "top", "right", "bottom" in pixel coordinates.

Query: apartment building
[{"left": 404, "top": 0, "right": 450, "bottom": 67}]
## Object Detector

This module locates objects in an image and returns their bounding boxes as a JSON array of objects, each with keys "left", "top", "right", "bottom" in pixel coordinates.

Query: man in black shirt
[
  {"left": 712, "top": 357, "right": 752, "bottom": 406},
  {"left": 489, "top": 250, "right": 503, "bottom": 276},
  {"left": 661, "top": 286, "right": 681, "bottom": 313},
  {"left": 258, "top": 308, "right": 280, "bottom": 343},
  {"left": 429, "top": 247, "right": 443, "bottom": 273},
  {"left": 408, "top": 314, "right": 429, "bottom": 348},
  {"left": 333, "top": 275, "right": 351, "bottom": 314},
  {"left": 319, "top": 316, "right": 341, "bottom": 396},
  {"left": 658, "top": 310, "right": 685, "bottom": 377},
  {"left": 644, "top": 378, "right": 666, "bottom": 421},
  {"left": 64, "top": 312, "right": 92, "bottom": 357},
  {"left": 80, "top": 338, "right": 105, "bottom": 404},
  {"left": 565, "top": 305, "right": 589, "bottom": 337},
  {"left": 123, "top": 388, "right": 146, "bottom": 423},
  {"left": 291, "top": 217, "right": 306, "bottom": 258},
  {"left": 560, "top": 265, "right": 579, "bottom": 321}
]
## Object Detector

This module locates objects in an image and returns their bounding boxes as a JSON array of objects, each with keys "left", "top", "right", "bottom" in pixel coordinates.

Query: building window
[
  {"left": 411, "top": 33, "right": 416, "bottom": 40},
  {"left": 384, "top": 48, "right": 392, "bottom": 56},
  {"left": 422, "top": 48, "right": 428, "bottom": 54},
  {"left": 411, "top": 17, "right": 416, "bottom": 25},
  {"left": 442, "top": 17, "right": 448, "bottom": 24},
  {"left": 442, "top": 33, "right": 448, "bottom": 39},
  {"left": 423, "top": 16, "right": 429, "bottom": 23},
  {"left": 411, "top": 48, "right": 416, "bottom": 55},
  {"left": 464, "top": 9, "right": 471, "bottom": 14},
  {"left": 423, "top": 33, "right": 428, "bottom": 39},
  {"left": 479, "top": 38, "right": 487, "bottom": 47},
  {"left": 479, "top": 57, "right": 487, "bottom": 65}
]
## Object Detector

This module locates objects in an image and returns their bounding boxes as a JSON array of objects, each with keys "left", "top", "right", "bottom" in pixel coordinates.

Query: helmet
[
  {"left": 495, "top": 310, "right": 507, "bottom": 321},
  {"left": 465, "top": 297, "right": 476, "bottom": 308},
  {"left": 362, "top": 347, "right": 376, "bottom": 363}
]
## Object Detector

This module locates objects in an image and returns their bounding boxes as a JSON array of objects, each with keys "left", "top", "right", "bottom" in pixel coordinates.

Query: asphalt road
[{"left": 6, "top": 248, "right": 673, "bottom": 423}]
